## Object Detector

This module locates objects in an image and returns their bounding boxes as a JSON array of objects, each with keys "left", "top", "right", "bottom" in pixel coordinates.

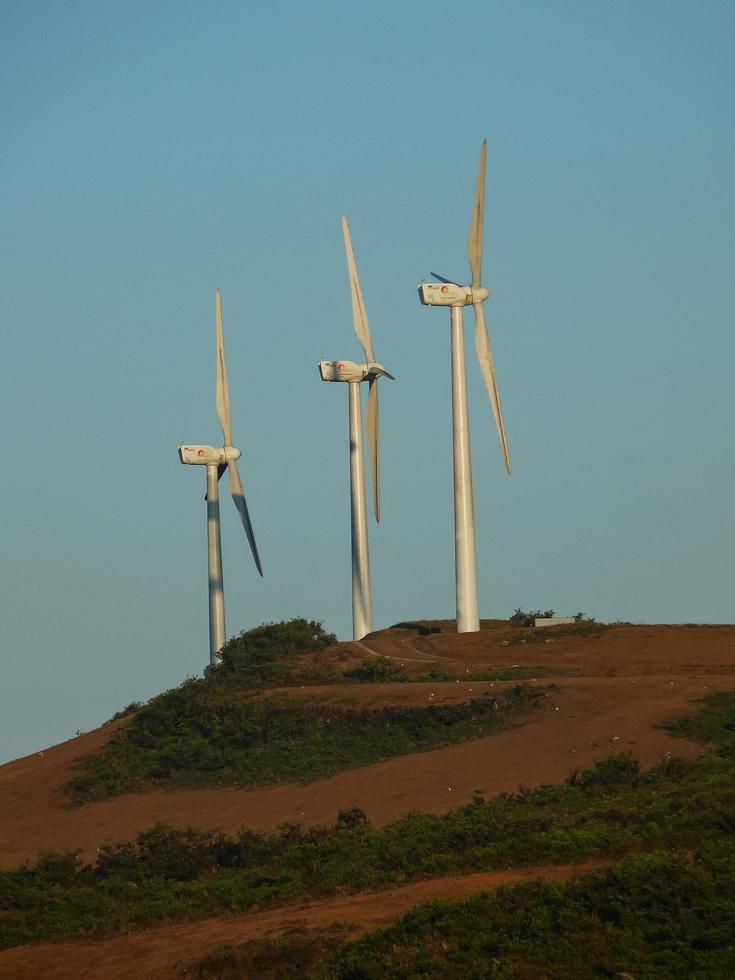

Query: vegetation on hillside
[
  {"left": 68, "top": 684, "right": 545, "bottom": 803},
  {"left": 65, "top": 618, "right": 548, "bottom": 803},
  {"left": 192, "top": 850, "right": 735, "bottom": 978},
  {"left": 2, "top": 692, "right": 734, "bottom": 953},
  {"left": 417, "top": 665, "right": 554, "bottom": 682},
  {"left": 342, "top": 659, "right": 557, "bottom": 683}
]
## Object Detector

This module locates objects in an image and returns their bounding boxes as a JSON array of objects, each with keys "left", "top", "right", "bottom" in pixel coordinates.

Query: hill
[{"left": 0, "top": 618, "right": 733, "bottom": 977}]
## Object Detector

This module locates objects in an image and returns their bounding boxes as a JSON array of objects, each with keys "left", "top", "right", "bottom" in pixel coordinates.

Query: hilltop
[{"left": 0, "top": 618, "right": 734, "bottom": 977}]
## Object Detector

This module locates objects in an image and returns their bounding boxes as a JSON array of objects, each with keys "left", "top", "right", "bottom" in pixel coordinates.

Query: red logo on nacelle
[
  {"left": 440, "top": 285, "right": 449, "bottom": 293},
  {"left": 197, "top": 449, "right": 205, "bottom": 456}
]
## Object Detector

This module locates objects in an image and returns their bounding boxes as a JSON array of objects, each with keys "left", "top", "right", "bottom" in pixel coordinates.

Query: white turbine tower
[
  {"left": 417, "top": 139, "right": 511, "bottom": 633},
  {"left": 178, "top": 289, "right": 263, "bottom": 665},
  {"left": 319, "top": 215, "right": 394, "bottom": 641}
]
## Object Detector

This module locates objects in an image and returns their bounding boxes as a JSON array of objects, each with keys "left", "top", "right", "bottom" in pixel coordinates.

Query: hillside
[{"left": 0, "top": 619, "right": 734, "bottom": 978}]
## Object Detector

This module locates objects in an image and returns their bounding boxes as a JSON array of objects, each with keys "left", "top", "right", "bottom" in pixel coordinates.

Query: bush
[
  {"left": 343, "top": 658, "right": 408, "bottom": 683},
  {"left": 190, "top": 926, "right": 353, "bottom": 980},
  {"left": 336, "top": 808, "right": 369, "bottom": 830},
  {"left": 212, "top": 619, "right": 336, "bottom": 686},
  {"left": 567, "top": 753, "right": 641, "bottom": 789},
  {"left": 109, "top": 702, "right": 144, "bottom": 722},
  {"left": 509, "top": 608, "right": 556, "bottom": 627},
  {"left": 665, "top": 691, "right": 735, "bottom": 745}
]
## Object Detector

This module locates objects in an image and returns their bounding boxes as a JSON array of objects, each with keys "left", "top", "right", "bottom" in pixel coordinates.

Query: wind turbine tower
[
  {"left": 319, "top": 215, "right": 394, "bottom": 641},
  {"left": 417, "top": 140, "right": 511, "bottom": 633},
  {"left": 178, "top": 290, "right": 263, "bottom": 665}
]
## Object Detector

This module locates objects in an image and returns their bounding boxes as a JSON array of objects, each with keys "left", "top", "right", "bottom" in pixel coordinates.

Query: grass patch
[
  {"left": 342, "top": 658, "right": 409, "bottom": 682},
  {"left": 664, "top": 689, "right": 735, "bottom": 744},
  {"left": 343, "top": 661, "right": 557, "bottom": 683},
  {"left": 2, "top": 692, "right": 734, "bottom": 950},
  {"left": 503, "top": 619, "right": 611, "bottom": 645},
  {"left": 417, "top": 666, "right": 555, "bottom": 682}
]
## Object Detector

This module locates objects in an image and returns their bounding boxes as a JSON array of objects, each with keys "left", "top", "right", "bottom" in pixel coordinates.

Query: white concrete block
[{"left": 534, "top": 617, "right": 577, "bottom": 629}]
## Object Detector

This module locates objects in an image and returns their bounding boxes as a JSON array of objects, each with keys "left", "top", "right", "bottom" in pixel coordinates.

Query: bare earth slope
[
  {"left": 0, "top": 624, "right": 733, "bottom": 871},
  {"left": 0, "top": 623, "right": 733, "bottom": 978}
]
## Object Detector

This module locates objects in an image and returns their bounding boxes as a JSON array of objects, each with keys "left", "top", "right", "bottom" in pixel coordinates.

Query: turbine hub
[
  {"left": 318, "top": 360, "right": 394, "bottom": 383},
  {"left": 366, "top": 361, "right": 395, "bottom": 381}
]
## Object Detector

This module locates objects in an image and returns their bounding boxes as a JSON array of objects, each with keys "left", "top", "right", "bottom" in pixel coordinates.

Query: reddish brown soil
[
  {"left": 1, "top": 624, "right": 732, "bottom": 871},
  {"left": 355, "top": 620, "right": 735, "bottom": 677},
  {"left": 0, "top": 861, "right": 603, "bottom": 979},
  {"left": 0, "top": 672, "right": 725, "bottom": 871},
  {"left": 0, "top": 623, "right": 733, "bottom": 978}
]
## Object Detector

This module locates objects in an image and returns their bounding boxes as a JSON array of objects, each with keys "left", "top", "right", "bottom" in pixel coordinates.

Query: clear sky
[{"left": 1, "top": 1, "right": 733, "bottom": 763}]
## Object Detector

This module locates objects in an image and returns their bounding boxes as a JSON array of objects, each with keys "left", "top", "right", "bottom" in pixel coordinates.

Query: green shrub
[
  {"left": 509, "top": 607, "right": 556, "bottom": 626},
  {"left": 189, "top": 925, "right": 353, "bottom": 980},
  {"left": 335, "top": 807, "right": 369, "bottom": 830},
  {"left": 109, "top": 702, "right": 144, "bottom": 722},
  {"left": 419, "top": 666, "right": 553, "bottom": 682},
  {"left": 343, "top": 658, "right": 408, "bottom": 683},
  {"left": 567, "top": 752, "right": 641, "bottom": 789},
  {"left": 212, "top": 619, "right": 336, "bottom": 686},
  {"left": 665, "top": 690, "right": 735, "bottom": 745}
]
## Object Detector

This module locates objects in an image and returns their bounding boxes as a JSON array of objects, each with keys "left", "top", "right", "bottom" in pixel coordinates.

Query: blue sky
[{"left": 1, "top": 0, "right": 733, "bottom": 763}]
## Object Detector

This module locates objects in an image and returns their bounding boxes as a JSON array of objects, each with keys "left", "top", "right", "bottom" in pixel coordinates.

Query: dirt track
[
  {"left": 0, "top": 861, "right": 604, "bottom": 979},
  {"left": 0, "top": 623, "right": 733, "bottom": 978}
]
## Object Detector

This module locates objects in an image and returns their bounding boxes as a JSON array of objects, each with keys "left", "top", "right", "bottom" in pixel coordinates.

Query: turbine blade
[
  {"left": 467, "top": 139, "right": 487, "bottom": 289},
  {"left": 366, "top": 377, "right": 380, "bottom": 523},
  {"left": 430, "top": 272, "right": 459, "bottom": 285},
  {"left": 215, "top": 289, "right": 233, "bottom": 447},
  {"left": 228, "top": 460, "right": 263, "bottom": 576},
  {"left": 342, "top": 214, "right": 375, "bottom": 362},
  {"left": 473, "top": 302, "right": 511, "bottom": 474}
]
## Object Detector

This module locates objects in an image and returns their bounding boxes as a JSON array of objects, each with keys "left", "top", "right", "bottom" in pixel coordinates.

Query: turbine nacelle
[
  {"left": 178, "top": 444, "right": 241, "bottom": 466},
  {"left": 318, "top": 359, "right": 394, "bottom": 383},
  {"left": 417, "top": 282, "right": 489, "bottom": 307}
]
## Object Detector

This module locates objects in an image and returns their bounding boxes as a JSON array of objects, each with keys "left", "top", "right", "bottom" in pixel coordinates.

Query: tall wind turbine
[
  {"left": 319, "top": 215, "right": 394, "bottom": 641},
  {"left": 178, "top": 290, "right": 263, "bottom": 665},
  {"left": 417, "top": 140, "right": 511, "bottom": 633}
]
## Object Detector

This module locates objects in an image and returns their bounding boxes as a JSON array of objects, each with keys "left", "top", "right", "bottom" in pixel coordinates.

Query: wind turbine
[
  {"left": 318, "top": 214, "right": 394, "bottom": 641},
  {"left": 178, "top": 289, "right": 263, "bottom": 665},
  {"left": 417, "top": 139, "right": 511, "bottom": 633}
]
